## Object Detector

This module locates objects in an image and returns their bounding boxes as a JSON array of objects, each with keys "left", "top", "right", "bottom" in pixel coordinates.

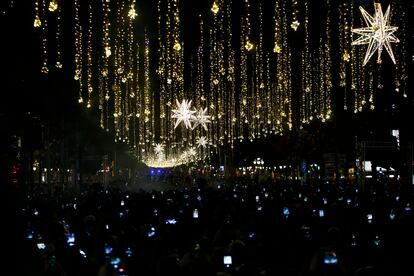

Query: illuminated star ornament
[
  {"left": 154, "top": 143, "right": 164, "bottom": 155},
  {"left": 196, "top": 136, "right": 208, "bottom": 148},
  {"left": 192, "top": 107, "right": 211, "bottom": 131},
  {"left": 171, "top": 99, "right": 196, "bottom": 129},
  {"left": 351, "top": 3, "right": 399, "bottom": 66}
]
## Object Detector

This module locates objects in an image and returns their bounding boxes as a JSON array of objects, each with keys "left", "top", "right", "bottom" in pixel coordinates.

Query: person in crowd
[{"left": 14, "top": 177, "right": 414, "bottom": 276}]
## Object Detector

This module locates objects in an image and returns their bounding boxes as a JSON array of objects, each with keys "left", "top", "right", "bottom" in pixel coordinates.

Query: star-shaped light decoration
[
  {"left": 171, "top": 99, "right": 196, "bottom": 129},
  {"left": 48, "top": 0, "right": 58, "bottom": 12},
  {"left": 128, "top": 3, "right": 137, "bottom": 19},
  {"left": 192, "top": 107, "right": 211, "bottom": 131},
  {"left": 211, "top": 2, "right": 219, "bottom": 14},
  {"left": 154, "top": 143, "right": 165, "bottom": 161},
  {"left": 187, "top": 147, "right": 197, "bottom": 158},
  {"left": 154, "top": 143, "right": 164, "bottom": 155},
  {"left": 196, "top": 136, "right": 208, "bottom": 148},
  {"left": 351, "top": 3, "right": 399, "bottom": 66}
]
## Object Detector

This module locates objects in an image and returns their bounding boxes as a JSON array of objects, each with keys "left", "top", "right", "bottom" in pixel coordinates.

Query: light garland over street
[{"left": 24, "top": 0, "right": 410, "bottom": 167}]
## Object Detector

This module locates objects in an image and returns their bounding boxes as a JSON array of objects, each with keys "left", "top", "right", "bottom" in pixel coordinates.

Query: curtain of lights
[{"left": 29, "top": 0, "right": 411, "bottom": 167}]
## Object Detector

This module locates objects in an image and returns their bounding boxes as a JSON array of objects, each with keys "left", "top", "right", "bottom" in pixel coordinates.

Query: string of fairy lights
[
  {"left": 28, "top": 0, "right": 410, "bottom": 167},
  {"left": 273, "top": 0, "right": 292, "bottom": 134}
]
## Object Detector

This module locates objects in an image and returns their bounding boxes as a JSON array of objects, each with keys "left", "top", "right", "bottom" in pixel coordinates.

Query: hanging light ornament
[
  {"left": 192, "top": 107, "right": 211, "bottom": 131},
  {"left": 128, "top": 3, "right": 137, "bottom": 19},
  {"left": 291, "top": 20, "right": 300, "bottom": 31},
  {"left": 273, "top": 44, "right": 281, "bottom": 53},
  {"left": 154, "top": 143, "right": 164, "bottom": 155},
  {"left": 245, "top": 40, "right": 254, "bottom": 51},
  {"left": 171, "top": 99, "right": 196, "bottom": 129},
  {"left": 34, "top": 0, "right": 42, "bottom": 27},
  {"left": 48, "top": 0, "right": 58, "bottom": 12},
  {"left": 290, "top": 0, "right": 300, "bottom": 31},
  {"left": 196, "top": 136, "right": 208, "bottom": 148},
  {"left": 211, "top": 2, "right": 219, "bottom": 14},
  {"left": 105, "top": 46, "right": 111, "bottom": 58},
  {"left": 351, "top": 3, "right": 399, "bottom": 65},
  {"left": 173, "top": 41, "right": 181, "bottom": 51},
  {"left": 34, "top": 16, "right": 42, "bottom": 27}
]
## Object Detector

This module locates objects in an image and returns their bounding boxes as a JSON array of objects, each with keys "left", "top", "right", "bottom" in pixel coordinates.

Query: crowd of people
[{"left": 12, "top": 178, "right": 414, "bottom": 275}]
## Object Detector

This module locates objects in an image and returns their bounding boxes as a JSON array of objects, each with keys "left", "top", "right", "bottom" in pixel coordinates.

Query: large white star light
[
  {"left": 196, "top": 136, "right": 208, "bottom": 148},
  {"left": 171, "top": 99, "right": 196, "bottom": 129},
  {"left": 192, "top": 107, "right": 211, "bottom": 131},
  {"left": 351, "top": 3, "right": 399, "bottom": 66},
  {"left": 154, "top": 143, "right": 164, "bottom": 155},
  {"left": 154, "top": 143, "right": 165, "bottom": 161}
]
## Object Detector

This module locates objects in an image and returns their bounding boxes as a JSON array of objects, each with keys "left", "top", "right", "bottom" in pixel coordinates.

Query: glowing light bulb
[
  {"left": 173, "top": 41, "right": 181, "bottom": 51},
  {"left": 343, "top": 51, "right": 350, "bottom": 62},
  {"left": 291, "top": 20, "right": 300, "bottom": 31},
  {"left": 78, "top": 98, "right": 83, "bottom": 103},
  {"left": 105, "top": 46, "right": 111, "bottom": 57},
  {"left": 211, "top": 2, "right": 219, "bottom": 14},
  {"left": 34, "top": 16, "right": 41, "bottom": 27},
  {"left": 128, "top": 4, "right": 137, "bottom": 19},
  {"left": 245, "top": 41, "right": 254, "bottom": 51},
  {"left": 273, "top": 44, "right": 281, "bottom": 53},
  {"left": 48, "top": 1, "right": 58, "bottom": 12}
]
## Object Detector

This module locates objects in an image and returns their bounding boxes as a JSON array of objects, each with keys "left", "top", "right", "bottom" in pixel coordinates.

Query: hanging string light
[
  {"left": 128, "top": 1, "right": 137, "bottom": 19},
  {"left": 2, "top": 0, "right": 14, "bottom": 14},
  {"left": 393, "top": 3, "right": 408, "bottom": 98},
  {"left": 264, "top": 53, "right": 271, "bottom": 135},
  {"left": 217, "top": 3, "right": 226, "bottom": 147},
  {"left": 171, "top": 0, "right": 185, "bottom": 149},
  {"left": 254, "top": 0, "right": 265, "bottom": 138},
  {"left": 86, "top": 2, "right": 93, "bottom": 109},
  {"left": 134, "top": 34, "right": 141, "bottom": 156},
  {"left": 291, "top": 0, "right": 300, "bottom": 31},
  {"left": 320, "top": 0, "right": 332, "bottom": 122},
  {"left": 339, "top": 2, "right": 351, "bottom": 90},
  {"left": 143, "top": 32, "right": 153, "bottom": 153},
  {"left": 240, "top": 14, "right": 248, "bottom": 141},
  {"left": 225, "top": 0, "right": 236, "bottom": 147},
  {"left": 157, "top": 0, "right": 166, "bottom": 147},
  {"left": 157, "top": 0, "right": 185, "bottom": 157},
  {"left": 54, "top": 0, "right": 62, "bottom": 69},
  {"left": 74, "top": 0, "right": 83, "bottom": 103},
  {"left": 274, "top": 0, "right": 282, "bottom": 54},
  {"left": 273, "top": 0, "right": 292, "bottom": 133},
  {"left": 40, "top": 0, "right": 49, "bottom": 74},
  {"left": 26, "top": 0, "right": 410, "bottom": 167},
  {"left": 244, "top": 0, "right": 254, "bottom": 51},
  {"left": 101, "top": 0, "right": 111, "bottom": 131},
  {"left": 34, "top": 0, "right": 42, "bottom": 27},
  {"left": 195, "top": 16, "right": 207, "bottom": 150},
  {"left": 209, "top": 5, "right": 218, "bottom": 147},
  {"left": 208, "top": 0, "right": 226, "bottom": 147},
  {"left": 301, "top": 1, "right": 312, "bottom": 125},
  {"left": 125, "top": 0, "right": 137, "bottom": 145},
  {"left": 113, "top": 1, "right": 124, "bottom": 142},
  {"left": 350, "top": 1, "right": 364, "bottom": 113}
]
